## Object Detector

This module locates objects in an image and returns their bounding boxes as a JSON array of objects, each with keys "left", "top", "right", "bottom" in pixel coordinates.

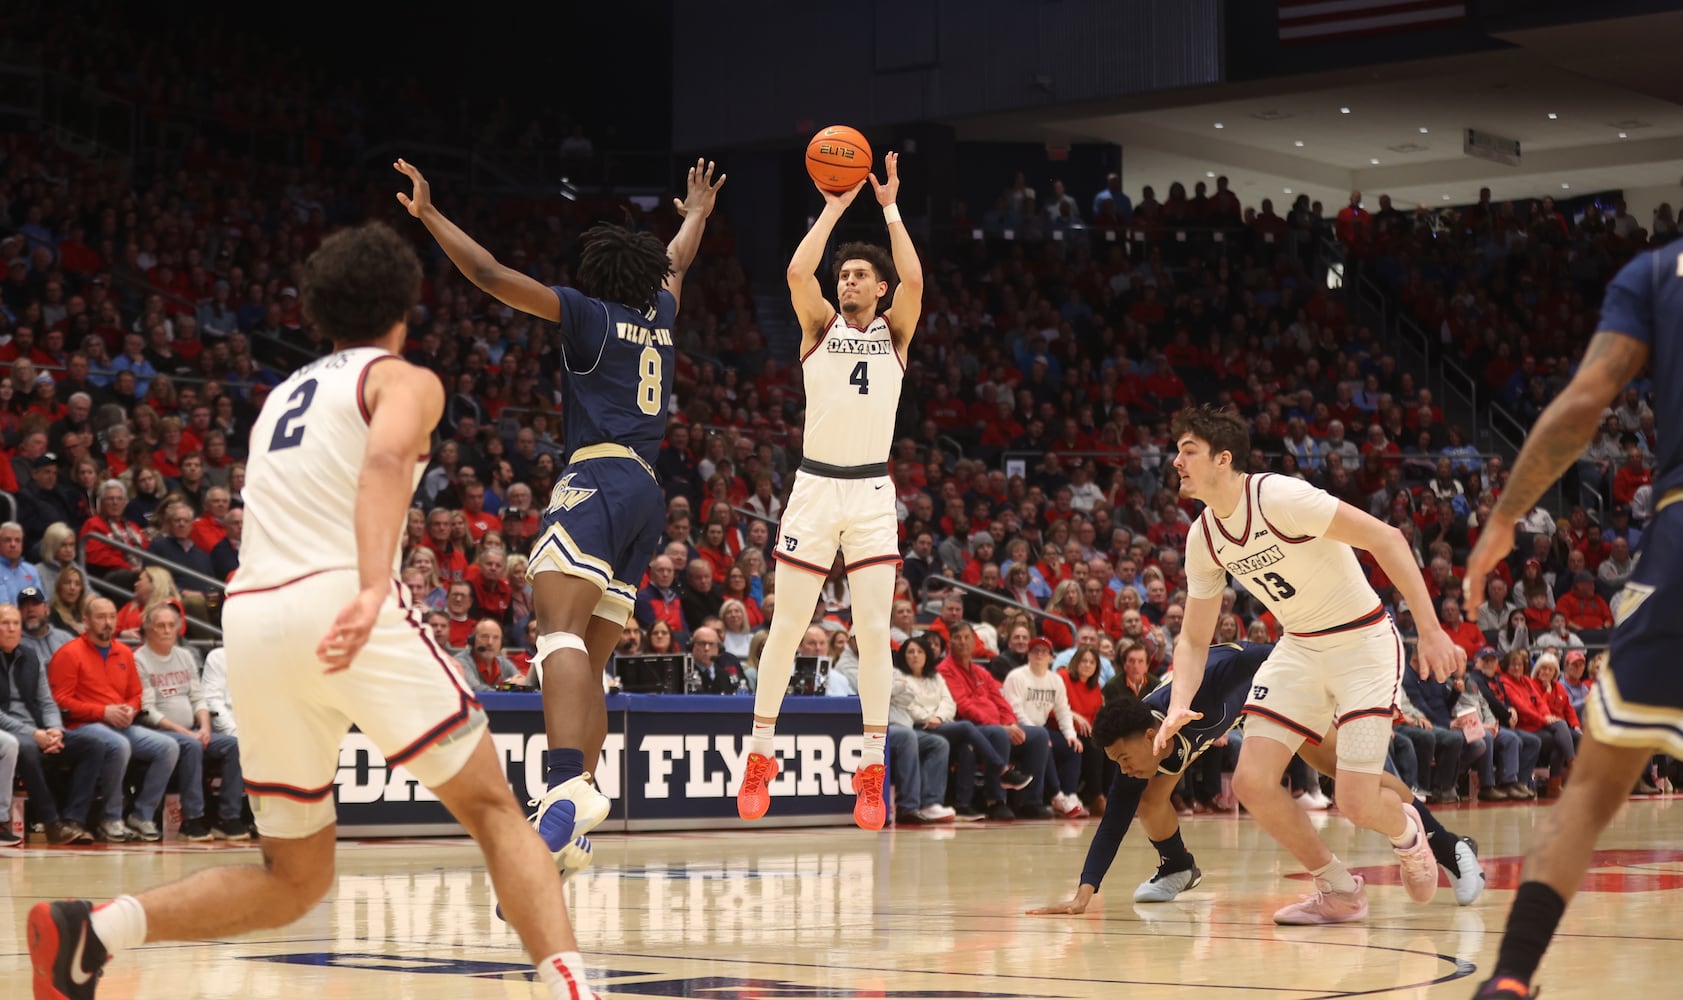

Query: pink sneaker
[
  {"left": 1272, "top": 874, "right": 1368, "bottom": 925},
  {"left": 1394, "top": 803, "right": 1439, "bottom": 903}
]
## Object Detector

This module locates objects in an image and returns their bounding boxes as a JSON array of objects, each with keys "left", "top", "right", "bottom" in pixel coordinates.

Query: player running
[
  {"left": 1154, "top": 405, "right": 1464, "bottom": 923},
  {"left": 29, "top": 224, "right": 602, "bottom": 1000},
  {"left": 1027, "top": 641, "right": 1484, "bottom": 919},
  {"left": 735, "top": 153, "right": 923, "bottom": 830},
  {"left": 395, "top": 157, "right": 723, "bottom": 877},
  {"left": 1463, "top": 248, "right": 1681, "bottom": 999}
]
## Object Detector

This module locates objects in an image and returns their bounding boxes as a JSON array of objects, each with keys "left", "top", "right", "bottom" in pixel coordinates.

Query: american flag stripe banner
[{"left": 1278, "top": 0, "right": 1467, "bottom": 43}]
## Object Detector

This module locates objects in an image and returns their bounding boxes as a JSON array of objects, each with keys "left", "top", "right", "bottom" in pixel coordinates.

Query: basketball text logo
[
  {"left": 549, "top": 473, "right": 598, "bottom": 512},
  {"left": 818, "top": 143, "right": 856, "bottom": 160}
]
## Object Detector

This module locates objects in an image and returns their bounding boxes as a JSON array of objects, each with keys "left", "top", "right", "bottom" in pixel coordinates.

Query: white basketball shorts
[{"left": 772, "top": 471, "right": 901, "bottom": 578}]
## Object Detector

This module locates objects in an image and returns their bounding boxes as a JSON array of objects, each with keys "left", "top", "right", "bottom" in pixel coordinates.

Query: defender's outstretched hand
[
  {"left": 394, "top": 158, "right": 432, "bottom": 217},
  {"left": 1028, "top": 884, "right": 1097, "bottom": 915},
  {"left": 673, "top": 158, "right": 727, "bottom": 219}
]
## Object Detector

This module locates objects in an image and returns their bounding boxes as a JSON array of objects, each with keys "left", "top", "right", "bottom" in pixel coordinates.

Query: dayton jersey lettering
[
  {"left": 550, "top": 285, "right": 677, "bottom": 468},
  {"left": 1185, "top": 473, "right": 1378, "bottom": 634},
  {"left": 232, "top": 347, "right": 425, "bottom": 593},
  {"left": 1599, "top": 246, "right": 1683, "bottom": 498},
  {"left": 799, "top": 312, "right": 904, "bottom": 466}
]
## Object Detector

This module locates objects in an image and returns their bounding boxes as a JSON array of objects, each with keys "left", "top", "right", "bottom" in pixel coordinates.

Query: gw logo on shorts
[
  {"left": 783, "top": 535, "right": 799, "bottom": 552},
  {"left": 1251, "top": 685, "right": 1269, "bottom": 701},
  {"left": 548, "top": 473, "right": 598, "bottom": 512}
]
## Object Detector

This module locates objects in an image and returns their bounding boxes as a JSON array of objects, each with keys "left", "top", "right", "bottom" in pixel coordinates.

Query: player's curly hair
[
  {"left": 1091, "top": 694, "right": 1160, "bottom": 746},
  {"left": 301, "top": 222, "right": 421, "bottom": 346},
  {"left": 578, "top": 222, "right": 672, "bottom": 314},
  {"left": 1170, "top": 403, "right": 1251, "bottom": 470},
  {"left": 832, "top": 241, "right": 897, "bottom": 302}
]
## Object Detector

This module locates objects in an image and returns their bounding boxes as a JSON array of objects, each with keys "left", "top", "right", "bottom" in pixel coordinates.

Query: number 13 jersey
[
  {"left": 1185, "top": 473, "right": 1381, "bottom": 634},
  {"left": 232, "top": 347, "right": 425, "bottom": 594},
  {"left": 800, "top": 311, "right": 904, "bottom": 467}
]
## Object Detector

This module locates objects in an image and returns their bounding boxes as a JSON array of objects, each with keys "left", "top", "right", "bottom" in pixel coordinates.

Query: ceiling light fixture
[
  {"left": 1284, "top": 187, "right": 1293, "bottom": 194},
  {"left": 1419, "top": 127, "right": 1429, "bottom": 134},
  {"left": 1294, "top": 140, "right": 1305, "bottom": 147},
  {"left": 1205, "top": 171, "right": 1216, "bottom": 178},
  {"left": 1561, "top": 182, "right": 1570, "bottom": 189},
  {"left": 1442, "top": 194, "right": 1452, "bottom": 201},
  {"left": 1547, "top": 112, "right": 1558, "bottom": 120},
  {"left": 1214, "top": 122, "right": 1224, "bottom": 129},
  {"left": 1370, "top": 158, "right": 1380, "bottom": 165},
  {"left": 1340, "top": 107, "right": 1351, "bottom": 114},
  {"left": 1619, "top": 131, "right": 1629, "bottom": 139}
]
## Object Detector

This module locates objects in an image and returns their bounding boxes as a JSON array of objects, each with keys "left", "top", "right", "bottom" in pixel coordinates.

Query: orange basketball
[{"left": 806, "top": 125, "right": 872, "bottom": 193}]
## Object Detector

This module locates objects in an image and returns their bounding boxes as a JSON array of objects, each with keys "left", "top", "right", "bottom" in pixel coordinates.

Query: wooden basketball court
[{"left": 5, "top": 797, "right": 1677, "bottom": 998}]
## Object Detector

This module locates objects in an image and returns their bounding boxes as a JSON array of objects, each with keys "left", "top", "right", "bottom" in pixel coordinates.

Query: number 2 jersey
[
  {"left": 1185, "top": 473, "right": 1380, "bottom": 634},
  {"left": 800, "top": 310, "right": 904, "bottom": 466},
  {"left": 231, "top": 347, "right": 425, "bottom": 594},
  {"left": 550, "top": 285, "right": 676, "bottom": 469}
]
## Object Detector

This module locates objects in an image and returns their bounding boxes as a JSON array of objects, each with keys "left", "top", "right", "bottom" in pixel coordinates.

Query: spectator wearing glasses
[
  {"left": 688, "top": 626, "right": 747, "bottom": 694},
  {"left": 0, "top": 521, "right": 44, "bottom": 608},
  {"left": 134, "top": 604, "right": 249, "bottom": 841},
  {"left": 149, "top": 499, "right": 216, "bottom": 620},
  {"left": 455, "top": 619, "right": 524, "bottom": 692}
]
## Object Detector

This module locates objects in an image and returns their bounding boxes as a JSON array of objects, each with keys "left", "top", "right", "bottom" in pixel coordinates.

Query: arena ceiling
[{"left": 953, "top": 11, "right": 1683, "bottom": 213}]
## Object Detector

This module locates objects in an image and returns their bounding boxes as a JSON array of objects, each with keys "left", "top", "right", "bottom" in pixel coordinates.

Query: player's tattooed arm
[{"left": 1492, "top": 331, "right": 1649, "bottom": 521}]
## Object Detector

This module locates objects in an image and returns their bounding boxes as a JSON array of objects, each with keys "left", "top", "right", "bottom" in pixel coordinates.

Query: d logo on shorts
[
  {"left": 1251, "top": 684, "right": 1269, "bottom": 701},
  {"left": 784, "top": 535, "right": 798, "bottom": 552}
]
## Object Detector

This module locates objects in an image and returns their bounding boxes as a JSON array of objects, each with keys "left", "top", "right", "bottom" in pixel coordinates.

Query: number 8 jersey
[
  {"left": 1184, "top": 473, "right": 1382, "bottom": 634},
  {"left": 800, "top": 311, "right": 904, "bottom": 466},
  {"left": 232, "top": 347, "right": 426, "bottom": 594},
  {"left": 552, "top": 286, "right": 677, "bottom": 468}
]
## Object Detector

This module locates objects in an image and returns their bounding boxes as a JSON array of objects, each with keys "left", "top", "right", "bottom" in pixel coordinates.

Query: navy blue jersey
[
  {"left": 1598, "top": 247, "right": 1683, "bottom": 497},
  {"left": 1080, "top": 642, "right": 1272, "bottom": 889},
  {"left": 550, "top": 285, "right": 676, "bottom": 468}
]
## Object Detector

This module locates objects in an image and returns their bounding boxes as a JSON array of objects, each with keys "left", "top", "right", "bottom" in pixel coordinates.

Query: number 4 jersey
[
  {"left": 232, "top": 347, "right": 426, "bottom": 594},
  {"left": 801, "top": 311, "right": 904, "bottom": 467},
  {"left": 1185, "top": 473, "right": 1382, "bottom": 634}
]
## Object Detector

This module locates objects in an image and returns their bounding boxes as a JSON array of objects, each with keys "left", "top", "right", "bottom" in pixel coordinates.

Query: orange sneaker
[
  {"left": 737, "top": 752, "right": 780, "bottom": 821},
  {"left": 852, "top": 763, "right": 887, "bottom": 830}
]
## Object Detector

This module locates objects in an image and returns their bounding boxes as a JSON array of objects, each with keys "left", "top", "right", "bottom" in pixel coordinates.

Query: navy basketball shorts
[
  {"left": 528, "top": 448, "right": 665, "bottom": 625},
  {"left": 1588, "top": 494, "right": 1683, "bottom": 757}
]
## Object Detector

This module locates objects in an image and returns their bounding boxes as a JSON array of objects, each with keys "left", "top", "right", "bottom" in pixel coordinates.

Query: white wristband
[{"left": 883, "top": 204, "right": 902, "bottom": 226}]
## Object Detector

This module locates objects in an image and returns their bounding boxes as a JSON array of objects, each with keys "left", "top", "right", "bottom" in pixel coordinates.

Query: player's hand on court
[
  {"left": 1153, "top": 707, "right": 1203, "bottom": 755},
  {"left": 1027, "top": 884, "right": 1096, "bottom": 915},
  {"left": 393, "top": 158, "right": 432, "bottom": 218},
  {"left": 870, "top": 151, "right": 901, "bottom": 207},
  {"left": 1462, "top": 510, "right": 1517, "bottom": 623},
  {"left": 318, "top": 587, "right": 385, "bottom": 673},
  {"left": 673, "top": 158, "right": 726, "bottom": 219},
  {"left": 1413, "top": 627, "right": 1463, "bottom": 682}
]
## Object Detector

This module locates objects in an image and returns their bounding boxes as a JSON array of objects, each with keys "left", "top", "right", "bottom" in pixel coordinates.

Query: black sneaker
[
  {"left": 1471, "top": 974, "right": 1537, "bottom": 998},
  {"left": 954, "top": 807, "right": 985, "bottom": 821},
  {"left": 212, "top": 818, "right": 251, "bottom": 841},
  {"left": 1017, "top": 803, "right": 1055, "bottom": 819},
  {"left": 28, "top": 899, "right": 108, "bottom": 999},
  {"left": 1000, "top": 768, "right": 1034, "bottom": 791},
  {"left": 179, "top": 817, "right": 214, "bottom": 842},
  {"left": 986, "top": 801, "right": 1016, "bottom": 821},
  {"left": 0, "top": 827, "right": 20, "bottom": 846}
]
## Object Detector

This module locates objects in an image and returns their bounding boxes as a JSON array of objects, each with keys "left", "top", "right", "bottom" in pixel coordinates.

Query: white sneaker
[
  {"left": 915, "top": 804, "right": 956, "bottom": 822},
  {"left": 530, "top": 774, "right": 612, "bottom": 881},
  {"left": 1449, "top": 836, "right": 1485, "bottom": 906},
  {"left": 1135, "top": 864, "right": 1202, "bottom": 902},
  {"left": 1052, "top": 792, "right": 1089, "bottom": 818},
  {"left": 1297, "top": 787, "right": 1331, "bottom": 811}
]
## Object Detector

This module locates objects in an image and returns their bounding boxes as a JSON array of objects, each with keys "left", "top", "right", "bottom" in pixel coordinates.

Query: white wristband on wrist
[{"left": 884, "top": 204, "right": 902, "bottom": 225}]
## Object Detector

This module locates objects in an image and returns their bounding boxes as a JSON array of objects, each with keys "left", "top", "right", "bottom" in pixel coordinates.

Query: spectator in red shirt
[
  {"left": 936, "top": 621, "right": 1046, "bottom": 819},
  {"left": 464, "top": 547, "right": 512, "bottom": 624},
  {"left": 1438, "top": 596, "right": 1487, "bottom": 665},
  {"left": 460, "top": 482, "right": 499, "bottom": 542},
  {"left": 444, "top": 580, "right": 478, "bottom": 648},
  {"left": 1554, "top": 571, "right": 1612, "bottom": 636},
  {"left": 634, "top": 555, "right": 685, "bottom": 635},
  {"left": 80, "top": 479, "right": 148, "bottom": 588},
  {"left": 421, "top": 506, "right": 469, "bottom": 584},
  {"left": 1611, "top": 443, "right": 1651, "bottom": 506},
  {"left": 189, "top": 486, "right": 232, "bottom": 552},
  {"left": 1335, "top": 190, "right": 1370, "bottom": 246},
  {"left": 695, "top": 522, "right": 734, "bottom": 584}
]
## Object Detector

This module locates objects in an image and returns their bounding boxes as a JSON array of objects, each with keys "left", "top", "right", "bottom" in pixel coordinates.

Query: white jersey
[
  {"left": 1185, "top": 473, "right": 1380, "bottom": 634},
  {"left": 230, "top": 346, "right": 425, "bottom": 593},
  {"left": 800, "top": 311, "right": 904, "bottom": 466}
]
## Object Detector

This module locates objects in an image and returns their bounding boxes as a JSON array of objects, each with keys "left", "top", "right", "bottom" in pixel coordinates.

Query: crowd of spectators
[{"left": 5, "top": 41, "right": 1679, "bottom": 835}]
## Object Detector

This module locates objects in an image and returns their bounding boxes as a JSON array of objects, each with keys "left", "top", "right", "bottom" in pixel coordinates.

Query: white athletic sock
[
  {"left": 89, "top": 895, "right": 147, "bottom": 955},
  {"left": 749, "top": 720, "right": 775, "bottom": 759},
  {"left": 1388, "top": 814, "right": 1420, "bottom": 850},
  {"left": 537, "top": 950, "right": 594, "bottom": 1000},
  {"left": 860, "top": 731, "right": 887, "bottom": 768},
  {"left": 1311, "top": 856, "right": 1359, "bottom": 894}
]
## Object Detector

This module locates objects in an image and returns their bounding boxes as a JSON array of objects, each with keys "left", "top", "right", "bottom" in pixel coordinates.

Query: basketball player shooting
[
  {"left": 392, "top": 157, "right": 723, "bottom": 883},
  {"left": 1152, "top": 405, "right": 1464, "bottom": 924},
  {"left": 735, "top": 153, "right": 923, "bottom": 830},
  {"left": 30, "top": 224, "right": 603, "bottom": 1000},
  {"left": 1026, "top": 641, "right": 1483, "bottom": 918}
]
